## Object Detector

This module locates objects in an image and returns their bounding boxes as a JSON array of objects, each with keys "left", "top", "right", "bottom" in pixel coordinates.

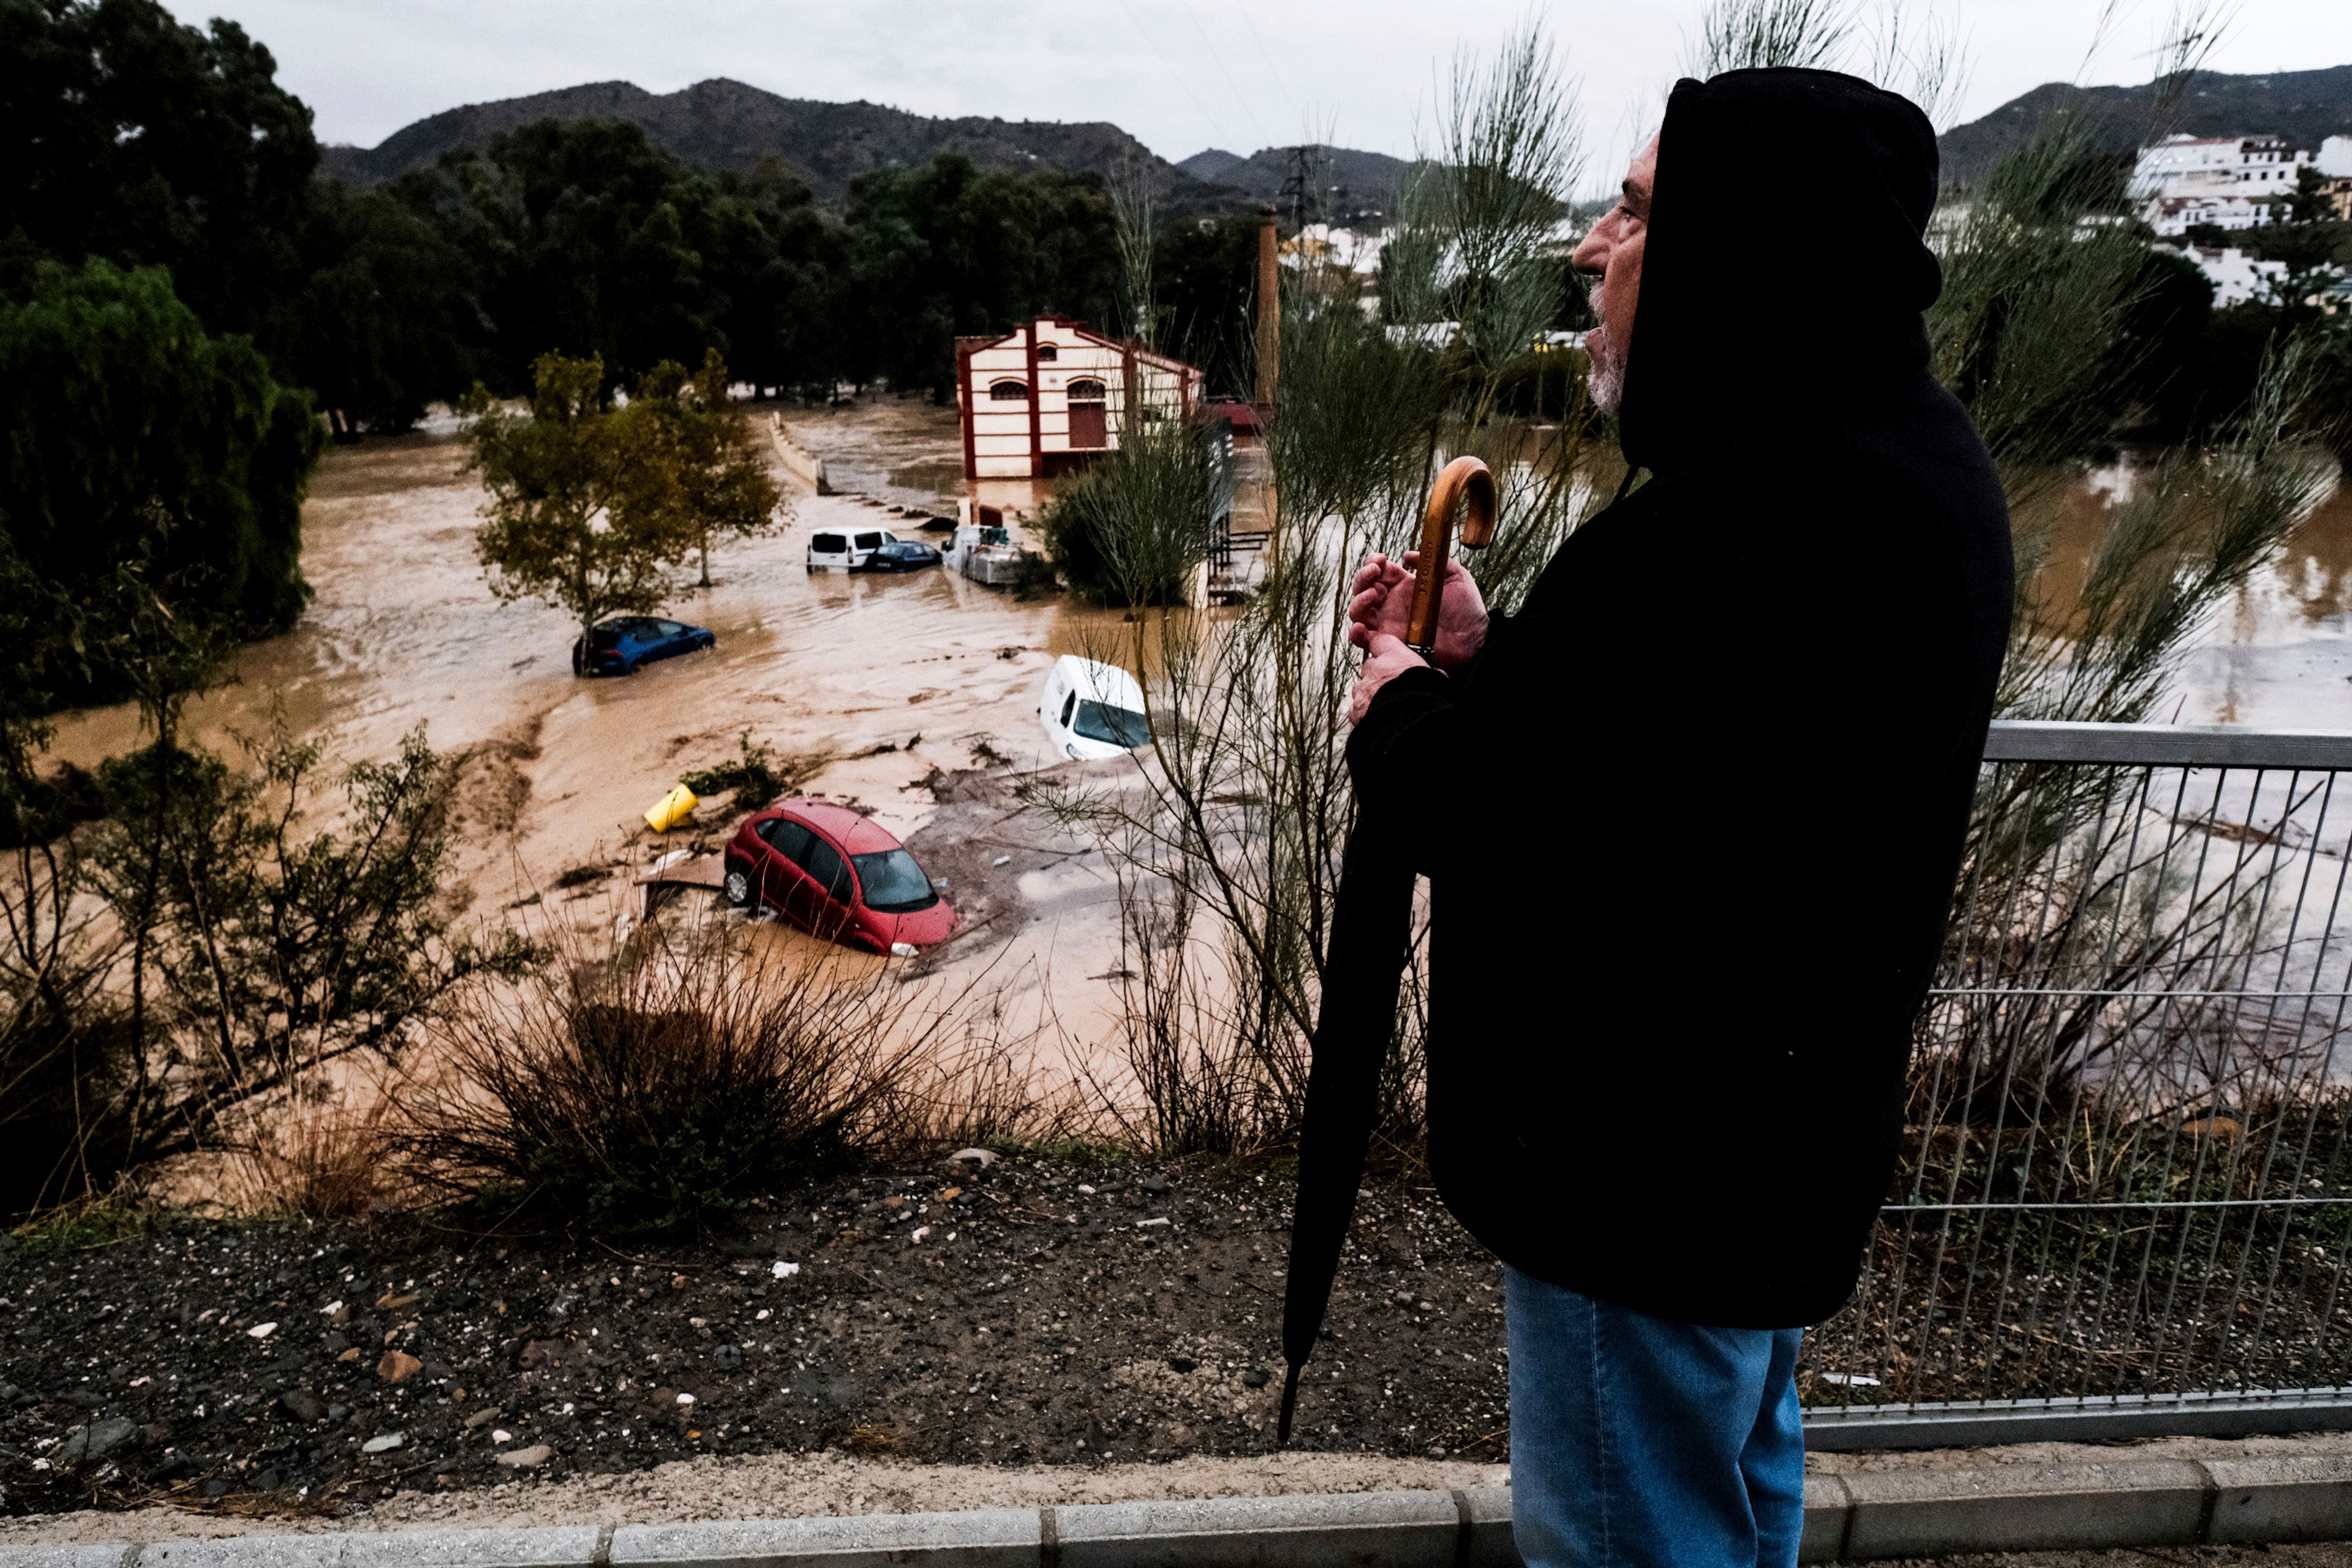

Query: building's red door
[{"left": 1068, "top": 382, "right": 1108, "bottom": 448}]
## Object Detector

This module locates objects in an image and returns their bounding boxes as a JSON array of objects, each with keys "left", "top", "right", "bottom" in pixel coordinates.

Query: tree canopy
[
  {"left": 0, "top": 260, "right": 324, "bottom": 672},
  {"left": 463, "top": 350, "right": 779, "bottom": 639}
]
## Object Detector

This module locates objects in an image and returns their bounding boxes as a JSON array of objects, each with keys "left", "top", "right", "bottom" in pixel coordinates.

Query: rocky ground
[{"left": 0, "top": 1153, "right": 1509, "bottom": 1520}]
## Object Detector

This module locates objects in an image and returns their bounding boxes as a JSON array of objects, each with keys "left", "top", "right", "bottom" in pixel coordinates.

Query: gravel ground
[{"left": 0, "top": 1153, "right": 1509, "bottom": 1521}]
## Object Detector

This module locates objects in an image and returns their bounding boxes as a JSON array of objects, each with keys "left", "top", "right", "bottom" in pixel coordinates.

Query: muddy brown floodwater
[
  {"left": 2034, "top": 466, "right": 2352, "bottom": 730},
  {"left": 34, "top": 409, "right": 2352, "bottom": 1109},
  {"left": 42, "top": 401, "right": 1152, "bottom": 1090}
]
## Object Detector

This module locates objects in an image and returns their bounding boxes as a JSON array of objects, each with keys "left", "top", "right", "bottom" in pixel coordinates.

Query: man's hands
[
  {"left": 1347, "top": 552, "right": 1488, "bottom": 670},
  {"left": 1345, "top": 551, "right": 1489, "bottom": 723}
]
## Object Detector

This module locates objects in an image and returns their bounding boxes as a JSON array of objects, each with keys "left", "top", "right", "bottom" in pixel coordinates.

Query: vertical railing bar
[
  {"left": 2150, "top": 764, "right": 2283, "bottom": 1391},
  {"left": 1922, "top": 758, "right": 2068, "bottom": 1396},
  {"left": 1978, "top": 759, "right": 2149, "bottom": 1399},
  {"left": 2109, "top": 763, "right": 2231, "bottom": 1395},
  {"left": 2010, "top": 760, "right": 2166, "bottom": 1402},
  {"left": 2212, "top": 771, "right": 2337, "bottom": 1384},
  {"left": 2062, "top": 760, "right": 2192, "bottom": 1396}
]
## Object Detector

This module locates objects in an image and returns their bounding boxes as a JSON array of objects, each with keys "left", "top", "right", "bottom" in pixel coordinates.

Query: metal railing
[{"left": 1804, "top": 720, "right": 2352, "bottom": 1447}]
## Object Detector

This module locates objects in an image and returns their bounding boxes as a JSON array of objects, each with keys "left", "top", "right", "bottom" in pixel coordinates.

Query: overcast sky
[{"left": 165, "top": 0, "right": 2352, "bottom": 194}]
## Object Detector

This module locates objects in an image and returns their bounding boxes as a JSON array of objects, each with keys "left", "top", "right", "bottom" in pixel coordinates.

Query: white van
[
  {"left": 807, "top": 527, "right": 892, "bottom": 571},
  {"left": 1039, "top": 655, "right": 1152, "bottom": 761}
]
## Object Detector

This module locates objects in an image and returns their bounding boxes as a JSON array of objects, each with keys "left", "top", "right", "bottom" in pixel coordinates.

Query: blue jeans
[{"left": 1506, "top": 1266, "right": 1805, "bottom": 1568}]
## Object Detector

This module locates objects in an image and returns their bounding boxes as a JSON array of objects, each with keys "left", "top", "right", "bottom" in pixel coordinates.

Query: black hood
[{"left": 1618, "top": 68, "right": 1943, "bottom": 472}]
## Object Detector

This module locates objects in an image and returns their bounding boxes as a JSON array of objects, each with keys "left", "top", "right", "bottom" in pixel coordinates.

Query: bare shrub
[
  {"left": 400, "top": 928, "right": 1046, "bottom": 1234},
  {"left": 230, "top": 1099, "right": 398, "bottom": 1221}
]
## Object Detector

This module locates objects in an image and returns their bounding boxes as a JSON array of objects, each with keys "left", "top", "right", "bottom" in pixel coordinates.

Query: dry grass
[
  {"left": 395, "top": 925, "right": 1065, "bottom": 1234},
  {"left": 228, "top": 1100, "right": 400, "bottom": 1221}
]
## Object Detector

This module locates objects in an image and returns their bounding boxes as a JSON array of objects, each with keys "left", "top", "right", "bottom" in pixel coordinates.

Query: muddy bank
[{"left": 0, "top": 1156, "right": 1508, "bottom": 1520}]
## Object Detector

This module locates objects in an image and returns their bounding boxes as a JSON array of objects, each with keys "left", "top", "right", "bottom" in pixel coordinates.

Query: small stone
[
  {"left": 463, "top": 1407, "right": 502, "bottom": 1431},
  {"left": 949, "top": 1147, "right": 998, "bottom": 1170},
  {"left": 496, "top": 1443, "right": 553, "bottom": 1469},
  {"left": 255, "top": 1466, "right": 282, "bottom": 1490},
  {"left": 201, "top": 1478, "right": 231, "bottom": 1498},
  {"left": 375, "top": 1291, "right": 421, "bottom": 1313},
  {"left": 771, "top": 1261, "right": 799, "bottom": 1279},
  {"left": 56, "top": 1418, "right": 138, "bottom": 1464},
  {"left": 1141, "top": 1173, "right": 1169, "bottom": 1193},
  {"left": 277, "top": 1389, "right": 327, "bottom": 1423},
  {"left": 1242, "top": 1369, "right": 1270, "bottom": 1389},
  {"left": 246, "top": 1321, "right": 278, "bottom": 1340},
  {"left": 713, "top": 1345, "right": 743, "bottom": 1369},
  {"left": 337, "top": 1348, "right": 361, "bottom": 1363},
  {"left": 326, "top": 1404, "right": 349, "bottom": 1423},
  {"left": 360, "top": 1431, "right": 405, "bottom": 1455},
  {"left": 377, "top": 1351, "right": 423, "bottom": 1384}
]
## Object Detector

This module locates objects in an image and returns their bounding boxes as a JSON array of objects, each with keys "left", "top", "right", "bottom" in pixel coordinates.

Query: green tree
[
  {"left": 279, "top": 180, "right": 481, "bottom": 435},
  {"left": 846, "top": 154, "right": 1120, "bottom": 396},
  {"left": 464, "top": 352, "right": 682, "bottom": 653},
  {"left": 78, "top": 723, "right": 539, "bottom": 1181},
  {"left": 399, "top": 119, "right": 849, "bottom": 398},
  {"left": 2286, "top": 164, "right": 2335, "bottom": 227},
  {"left": 0, "top": 0, "right": 318, "bottom": 352},
  {"left": 634, "top": 349, "right": 786, "bottom": 587},
  {"left": 1155, "top": 213, "right": 1262, "bottom": 398},
  {"left": 0, "top": 260, "right": 325, "bottom": 693}
]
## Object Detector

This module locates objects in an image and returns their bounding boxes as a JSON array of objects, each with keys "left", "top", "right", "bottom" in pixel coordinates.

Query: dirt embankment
[{"left": 0, "top": 1155, "right": 1509, "bottom": 1524}]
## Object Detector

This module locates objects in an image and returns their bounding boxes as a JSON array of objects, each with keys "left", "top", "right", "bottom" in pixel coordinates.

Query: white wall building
[
  {"left": 2188, "top": 246, "right": 2288, "bottom": 308},
  {"left": 2321, "top": 136, "right": 2352, "bottom": 178},
  {"left": 2132, "top": 134, "right": 2313, "bottom": 234},
  {"left": 955, "top": 317, "right": 1202, "bottom": 481}
]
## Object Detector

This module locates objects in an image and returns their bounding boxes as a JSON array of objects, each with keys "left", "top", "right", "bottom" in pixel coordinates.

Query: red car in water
[{"left": 722, "top": 797, "right": 955, "bottom": 954}]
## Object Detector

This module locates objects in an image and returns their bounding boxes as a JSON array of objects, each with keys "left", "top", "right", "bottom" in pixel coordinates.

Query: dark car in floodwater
[
  {"left": 571, "top": 616, "right": 715, "bottom": 677},
  {"left": 865, "top": 538, "right": 941, "bottom": 572},
  {"left": 723, "top": 796, "right": 956, "bottom": 955}
]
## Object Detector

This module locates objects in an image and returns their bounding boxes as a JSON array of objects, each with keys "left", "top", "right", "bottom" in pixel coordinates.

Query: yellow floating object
[{"left": 644, "top": 784, "right": 699, "bottom": 833}]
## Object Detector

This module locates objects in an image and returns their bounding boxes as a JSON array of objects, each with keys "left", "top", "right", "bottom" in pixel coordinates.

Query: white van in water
[
  {"left": 1039, "top": 655, "right": 1152, "bottom": 761},
  {"left": 807, "top": 527, "right": 889, "bottom": 571}
]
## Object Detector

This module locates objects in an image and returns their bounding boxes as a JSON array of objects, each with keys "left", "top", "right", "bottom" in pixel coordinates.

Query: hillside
[
  {"left": 1938, "top": 63, "right": 2352, "bottom": 186},
  {"left": 1174, "top": 143, "right": 1420, "bottom": 213},
  {"left": 319, "top": 78, "right": 1251, "bottom": 213}
]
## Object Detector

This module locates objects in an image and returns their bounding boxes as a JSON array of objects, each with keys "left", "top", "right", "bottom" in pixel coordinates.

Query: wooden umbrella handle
[{"left": 1404, "top": 456, "right": 1498, "bottom": 659}]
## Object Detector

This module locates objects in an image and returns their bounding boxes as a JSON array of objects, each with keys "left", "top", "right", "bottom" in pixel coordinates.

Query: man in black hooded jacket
[{"left": 1344, "top": 69, "right": 2012, "bottom": 1567}]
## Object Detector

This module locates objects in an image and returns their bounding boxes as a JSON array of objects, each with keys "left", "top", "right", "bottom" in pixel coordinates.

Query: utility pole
[{"left": 1255, "top": 204, "right": 1280, "bottom": 414}]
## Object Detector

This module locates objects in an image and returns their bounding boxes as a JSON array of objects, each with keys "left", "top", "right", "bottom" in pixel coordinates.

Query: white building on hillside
[
  {"left": 2132, "top": 134, "right": 2313, "bottom": 235},
  {"left": 2322, "top": 137, "right": 2352, "bottom": 178},
  {"left": 2188, "top": 246, "right": 2287, "bottom": 308}
]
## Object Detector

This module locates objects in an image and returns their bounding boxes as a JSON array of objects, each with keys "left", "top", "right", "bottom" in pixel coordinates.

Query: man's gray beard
[{"left": 1588, "top": 320, "right": 1626, "bottom": 414}]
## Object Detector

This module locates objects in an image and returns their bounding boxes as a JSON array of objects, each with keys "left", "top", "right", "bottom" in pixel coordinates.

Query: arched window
[
  {"left": 1066, "top": 379, "right": 1106, "bottom": 399},
  {"left": 989, "top": 380, "right": 1030, "bottom": 401},
  {"left": 1035, "top": 344, "right": 1059, "bottom": 361}
]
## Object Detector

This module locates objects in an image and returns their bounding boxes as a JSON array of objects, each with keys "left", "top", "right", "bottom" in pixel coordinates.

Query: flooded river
[{"left": 35, "top": 401, "right": 2352, "bottom": 1098}]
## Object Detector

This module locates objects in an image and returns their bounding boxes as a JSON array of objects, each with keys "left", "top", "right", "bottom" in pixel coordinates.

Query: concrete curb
[{"left": 17, "top": 1458, "right": 2352, "bottom": 1566}]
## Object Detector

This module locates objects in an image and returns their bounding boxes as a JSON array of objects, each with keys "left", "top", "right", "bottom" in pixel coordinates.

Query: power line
[
  {"left": 1170, "top": 0, "right": 1274, "bottom": 149},
  {"left": 1231, "top": 2, "right": 1297, "bottom": 113},
  {"left": 1112, "top": 0, "right": 1235, "bottom": 154}
]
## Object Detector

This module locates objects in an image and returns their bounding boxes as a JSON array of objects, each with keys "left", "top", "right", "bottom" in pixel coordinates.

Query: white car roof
[{"left": 1047, "top": 654, "right": 1146, "bottom": 710}]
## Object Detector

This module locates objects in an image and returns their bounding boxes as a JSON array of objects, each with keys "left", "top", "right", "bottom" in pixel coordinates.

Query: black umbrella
[{"left": 1278, "top": 458, "right": 1497, "bottom": 1444}]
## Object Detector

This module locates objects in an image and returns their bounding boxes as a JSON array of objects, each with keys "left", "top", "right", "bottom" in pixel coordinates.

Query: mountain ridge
[
  {"left": 319, "top": 77, "right": 1250, "bottom": 211},
  {"left": 1936, "top": 63, "right": 2352, "bottom": 184}
]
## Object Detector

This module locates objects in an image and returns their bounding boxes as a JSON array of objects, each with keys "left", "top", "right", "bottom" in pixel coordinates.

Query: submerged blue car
[
  {"left": 864, "top": 538, "right": 941, "bottom": 573},
  {"left": 571, "top": 615, "right": 716, "bottom": 677}
]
